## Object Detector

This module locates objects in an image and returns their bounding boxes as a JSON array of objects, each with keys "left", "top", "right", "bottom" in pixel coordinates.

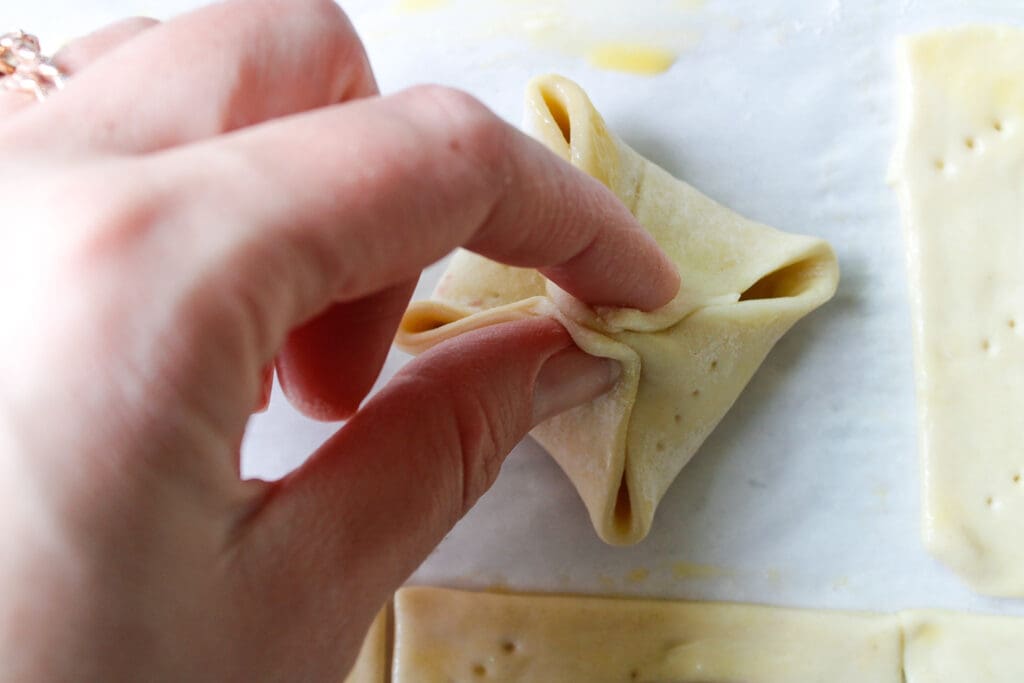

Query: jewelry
[{"left": 0, "top": 31, "right": 65, "bottom": 101}]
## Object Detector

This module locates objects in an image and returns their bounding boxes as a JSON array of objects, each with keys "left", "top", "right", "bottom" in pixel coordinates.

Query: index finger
[{"left": 157, "top": 84, "right": 680, "bottom": 358}]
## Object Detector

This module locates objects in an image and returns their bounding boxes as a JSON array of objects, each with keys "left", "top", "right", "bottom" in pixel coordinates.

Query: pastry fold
[{"left": 397, "top": 75, "right": 839, "bottom": 544}]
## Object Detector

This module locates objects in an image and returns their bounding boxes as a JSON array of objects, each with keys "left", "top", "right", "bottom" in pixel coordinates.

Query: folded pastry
[{"left": 397, "top": 75, "right": 839, "bottom": 545}]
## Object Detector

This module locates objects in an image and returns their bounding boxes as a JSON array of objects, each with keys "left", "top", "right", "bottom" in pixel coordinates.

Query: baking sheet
[{"left": 16, "top": 0, "right": 1024, "bottom": 617}]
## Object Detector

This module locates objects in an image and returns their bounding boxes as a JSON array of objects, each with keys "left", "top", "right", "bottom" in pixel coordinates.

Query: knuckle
[
  {"left": 456, "top": 402, "right": 505, "bottom": 481},
  {"left": 405, "top": 83, "right": 480, "bottom": 111},
  {"left": 441, "top": 381, "right": 520, "bottom": 514},
  {"left": 294, "top": 0, "right": 350, "bottom": 32},
  {"left": 404, "top": 357, "right": 523, "bottom": 520},
  {"left": 117, "top": 16, "right": 160, "bottom": 31},
  {"left": 2, "top": 162, "right": 174, "bottom": 393},
  {"left": 55, "top": 162, "right": 163, "bottom": 268},
  {"left": 404, "top": 85, "right": 510, "bottom": 176},
  {"left": 198, "top": 237, "right": 290, "bottom": 364}
]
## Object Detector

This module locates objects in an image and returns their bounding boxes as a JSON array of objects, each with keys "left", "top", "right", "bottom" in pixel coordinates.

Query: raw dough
[
  {"left": 391, "top": 587, "right": 902, "bottom": 683},
  {"left": 344, "top": 609, "right": 389, "bottom": 683},
  {"left": 902, "top": 610, "right": 1024, "bottom": 683},
  {"left": 397, "top": 75, "right": 839, "bottom": 544},
  {"left": 374, "top": 588, "right": 1024, "bottom": 681},
  {"left": 891, "top": 27, "right": 1024, "bottom": 595}
]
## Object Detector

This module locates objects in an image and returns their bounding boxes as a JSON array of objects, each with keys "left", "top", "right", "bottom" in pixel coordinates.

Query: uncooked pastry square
[{"left": 399, "top": 75, "right": 838, "bottom": 545}]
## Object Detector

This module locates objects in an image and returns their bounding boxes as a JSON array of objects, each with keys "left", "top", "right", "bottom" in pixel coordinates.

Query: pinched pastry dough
[
  {"left": 397, "top": 75, "right": 839, "bottom": 544},
  {"left": 891, "top": 27, "right": 1024, "bottom": 596},
  {"left": 391, "top": 587, "right": 902, "bottom": 683}
]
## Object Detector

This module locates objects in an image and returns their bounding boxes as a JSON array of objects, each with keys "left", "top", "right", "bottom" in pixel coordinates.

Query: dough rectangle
[
  {"left": 391, "top": 587, "right": 902, "bottom": 683},
  {"left": 902, "top": 610, "right": 1024, "bottom": 683},
  {"left": 891, "top": 26, "right": 1024, "bottom": 596}
]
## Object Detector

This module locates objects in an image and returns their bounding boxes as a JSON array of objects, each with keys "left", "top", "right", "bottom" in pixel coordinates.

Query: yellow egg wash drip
[
  {"left": 586, "top": 42, "right": 676, "bottom": 75},
  {"left": 672, "top": 561, "right": 729, "bottom": 579},
  {"left": 396, "top": 0, "right": 449, "bottom": 12},
  {"left": 626, "top": 567, "right": 650, "bottom": 583}
]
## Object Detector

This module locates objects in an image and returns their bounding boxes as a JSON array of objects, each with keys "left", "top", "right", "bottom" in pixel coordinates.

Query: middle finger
[
  {"left": 0, "top": 18, "right": 159, "bottom": 120},
  {"left": 12, "top": 0, "right": 377, "bottom": 154}
]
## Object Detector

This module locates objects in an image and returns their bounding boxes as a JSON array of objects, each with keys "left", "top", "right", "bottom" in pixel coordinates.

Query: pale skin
[{"left": 0, "top": 1, "right": 679, "bottom": 680}]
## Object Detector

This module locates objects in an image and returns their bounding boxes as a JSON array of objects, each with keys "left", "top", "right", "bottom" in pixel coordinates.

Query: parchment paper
[{"left": 14, "top": 0, "right": 1024, "bottom": 617}]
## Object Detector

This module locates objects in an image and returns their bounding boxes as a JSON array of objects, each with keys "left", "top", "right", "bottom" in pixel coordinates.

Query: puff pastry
[
  {"left": 398, "top": 75, "right": 839, "bottom": 544},
  {"left": 901, "top": 610, "right": 1024, "bottom": 683},
  {"left": 391, "top": 587, "right": 902, "bottom": 683},
  {"left": 348, "top": 588, "right": 1024, "bottom": 682},
  {"left": 891, "top": 27, "right": 1024, "bottom": 595}
]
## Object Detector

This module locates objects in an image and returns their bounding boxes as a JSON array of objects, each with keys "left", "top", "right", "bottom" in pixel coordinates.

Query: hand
[{"left": 0, "top": 1, "right": 679, "bottom": 679}]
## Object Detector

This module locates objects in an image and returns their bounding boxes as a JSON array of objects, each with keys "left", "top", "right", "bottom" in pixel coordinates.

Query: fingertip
[
  {"left": 541, "top": 228, "right": 680, "bottom": 313},
  {"left": 275, "top": 352, "right": 361, "bottom": 422},
  {"left": 521, "top": 164, "right": 680, "bottom": 313},
  {"left": 647, "top": 247, "right": 682, "bottom": 311},
  {"left": 275, "top": 283, "right": 417, "bottom": 422},
  {"left": 116, "top": 16, "right": 161, "bottom": 30},
  {"left": 603, "top": 201, "right": 681, "bottom": 312}
]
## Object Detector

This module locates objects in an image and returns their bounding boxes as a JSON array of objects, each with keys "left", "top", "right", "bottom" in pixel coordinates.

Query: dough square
[{"left": 399, "top": 75, "right": 838, "bottom": 545}]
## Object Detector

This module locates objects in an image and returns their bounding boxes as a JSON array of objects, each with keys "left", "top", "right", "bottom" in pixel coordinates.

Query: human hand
[{"left": 0, "top": 1, "right": 679, "bottom": 679}]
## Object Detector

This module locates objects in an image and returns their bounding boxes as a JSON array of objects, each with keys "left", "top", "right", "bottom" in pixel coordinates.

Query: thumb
[{"left": 235, "top": 317, "right": 618, "bottom": 659}]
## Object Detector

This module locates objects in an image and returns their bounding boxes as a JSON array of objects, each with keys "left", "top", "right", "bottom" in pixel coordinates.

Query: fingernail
[{"left": 532, "top": 348, "right": 622, "bottom": 425}]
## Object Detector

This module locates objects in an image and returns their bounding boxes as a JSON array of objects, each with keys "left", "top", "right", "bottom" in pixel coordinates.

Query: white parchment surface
[{"left": 11, "top": 0, "right": 1024, "bottom": 617}]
